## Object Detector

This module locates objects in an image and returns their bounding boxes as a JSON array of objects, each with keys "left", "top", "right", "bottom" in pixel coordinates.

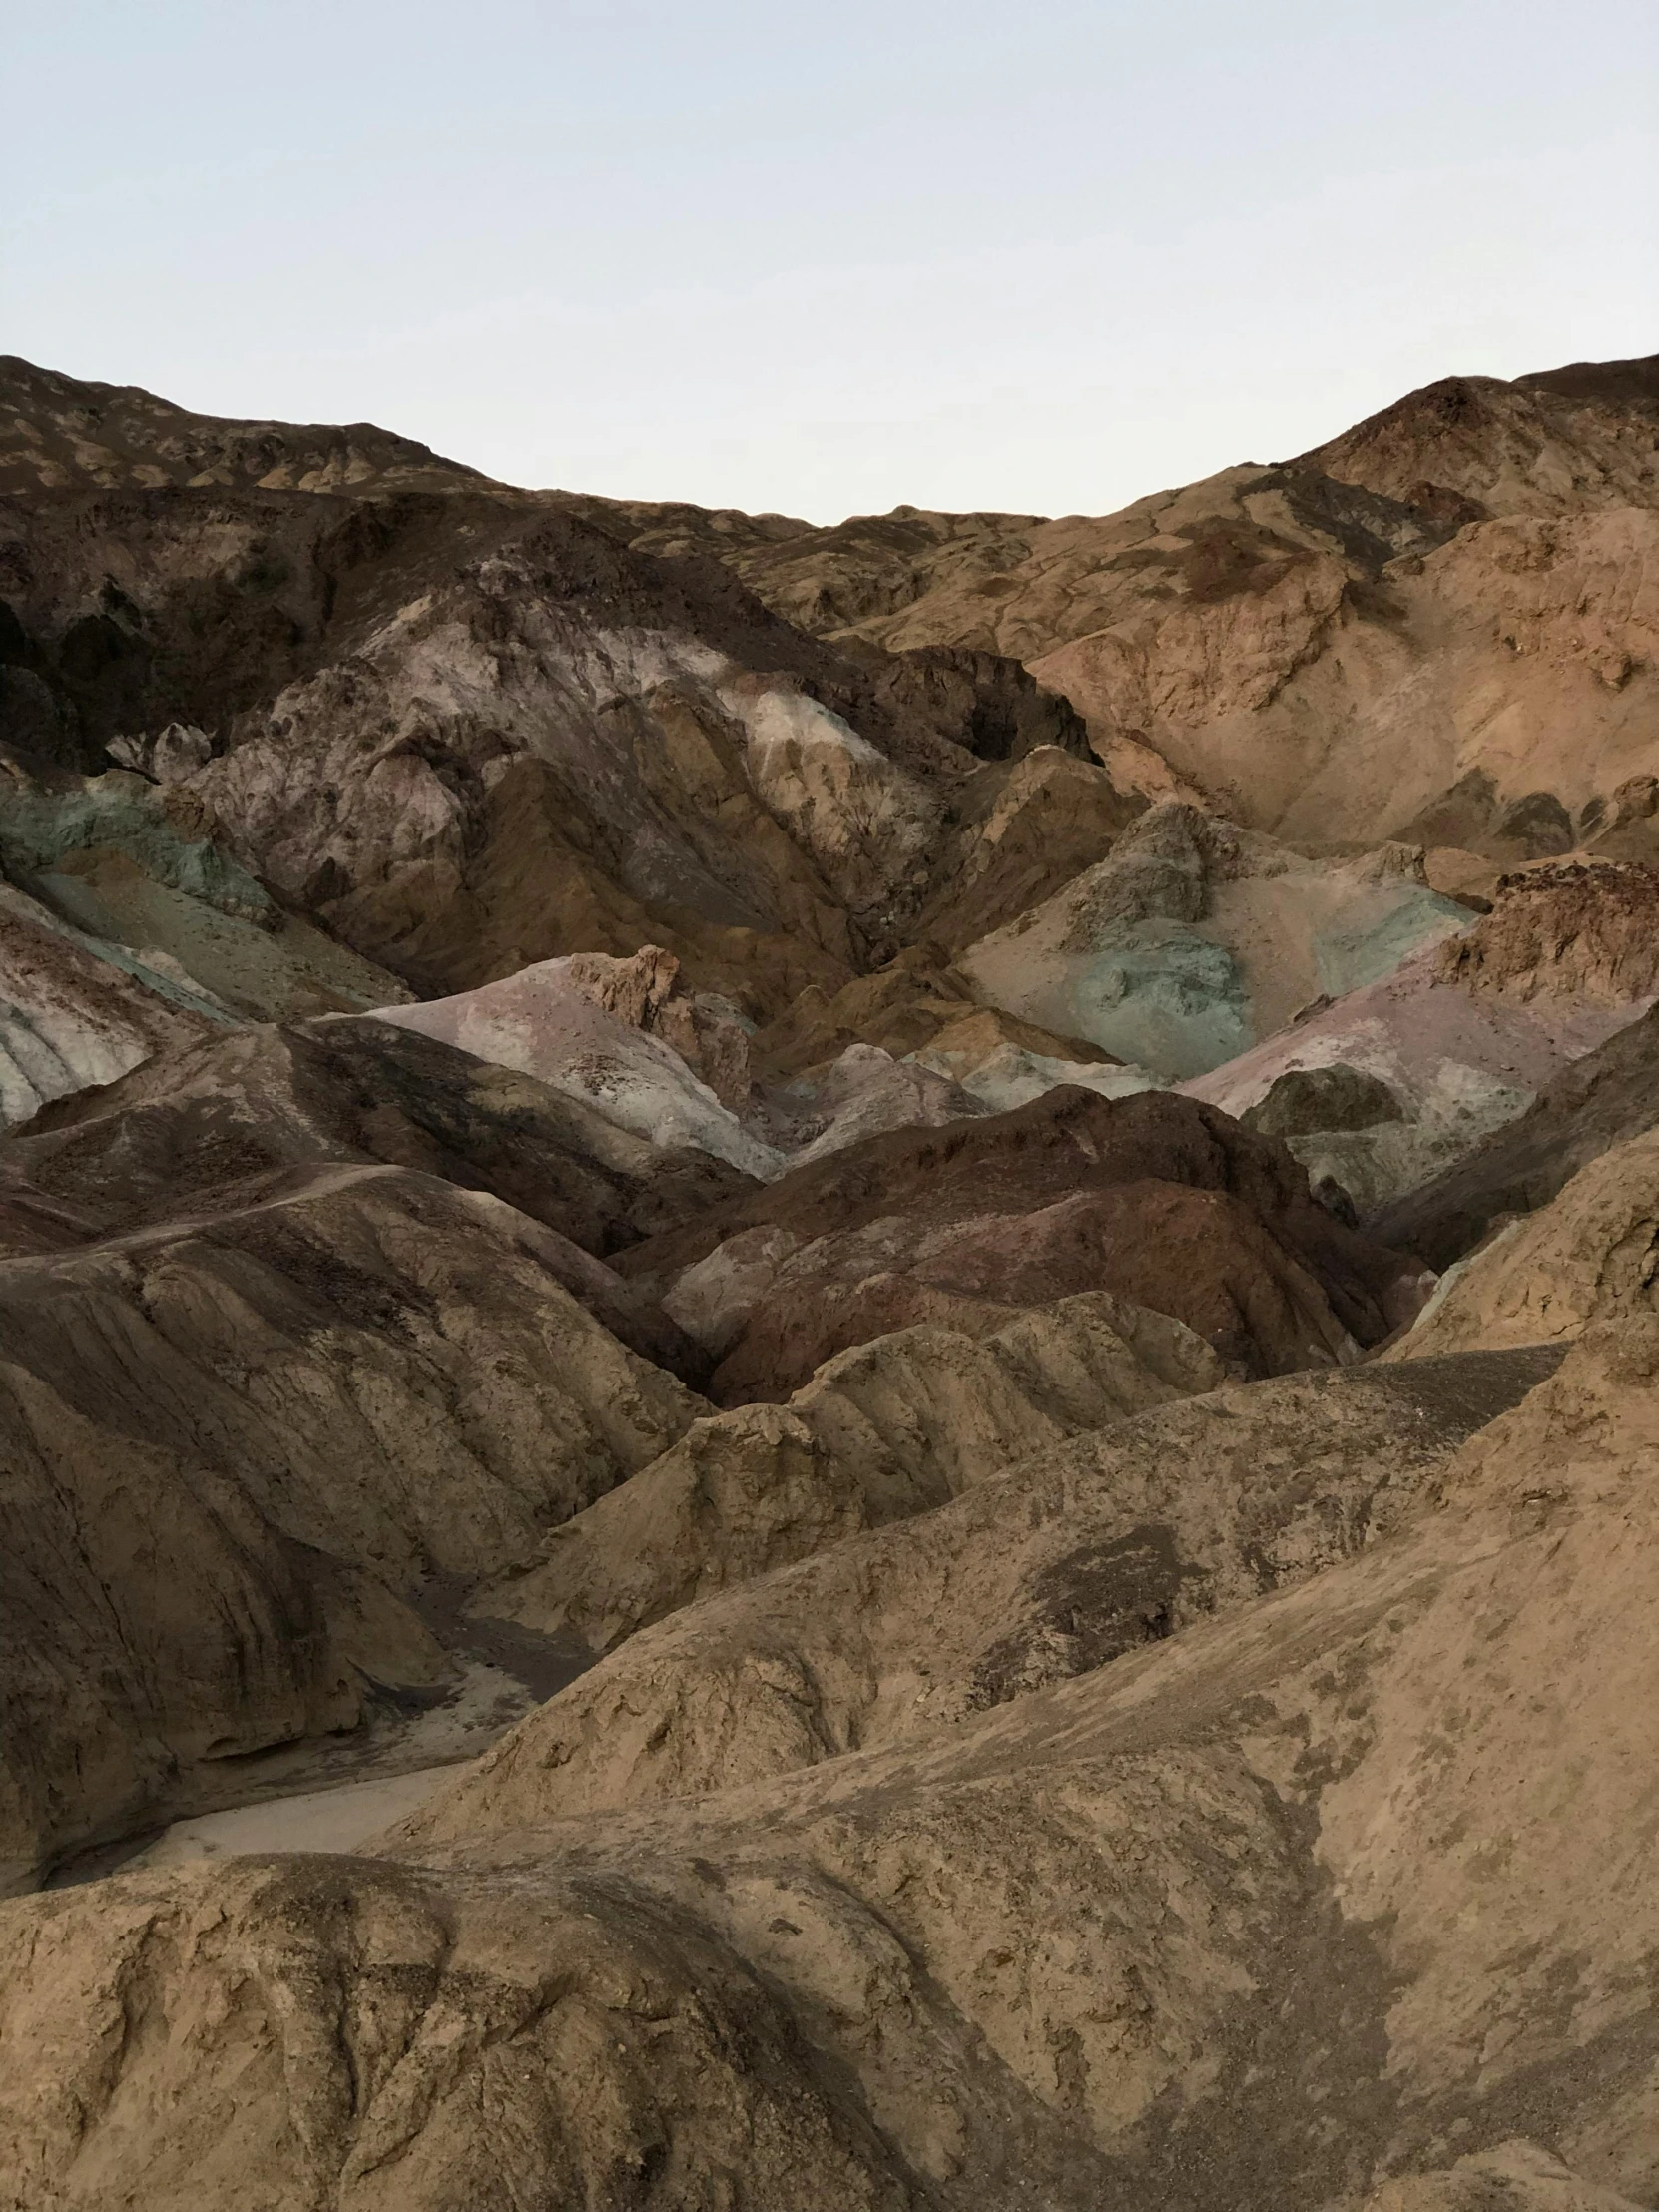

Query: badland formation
[{"left": 0, "top": 347, "right": 1658, "bottom": 2208}]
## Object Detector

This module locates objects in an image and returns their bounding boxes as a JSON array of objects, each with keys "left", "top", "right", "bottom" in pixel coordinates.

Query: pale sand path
[{"left": 123, "top": 1768, "right": 456, "bottom": 1869}]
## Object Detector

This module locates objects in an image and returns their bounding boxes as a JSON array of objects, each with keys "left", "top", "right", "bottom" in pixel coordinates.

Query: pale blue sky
[{"left": 8, "top": 0, "right": 1656, "bottom": 520}]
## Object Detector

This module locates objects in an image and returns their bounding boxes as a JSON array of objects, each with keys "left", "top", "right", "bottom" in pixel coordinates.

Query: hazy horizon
[{"left": 9, "top": 0, "right": 1656, "bottom": 524}]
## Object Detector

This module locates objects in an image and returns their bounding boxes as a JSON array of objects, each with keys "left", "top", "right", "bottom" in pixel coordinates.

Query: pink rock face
[{"left": 1182, "top": 944, "right": 1649, "bottom": 1130}]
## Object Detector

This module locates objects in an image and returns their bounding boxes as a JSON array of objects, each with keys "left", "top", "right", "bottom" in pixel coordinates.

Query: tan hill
[
  {"left": 409, "top": 1344, "right": 1554, "bottom": 1826},
  {"left": 485, "top": 1290, "right": 1226, "bottom": 1661},
  {"left": 582, "top": 354, "right": 1659, "bottom": 857},
  {"left": 1387, "top": 1119, "right": 1659, "bottom": 1361},
  {"left": 8, "top": 1323, "right": 1658, "bottom": 2206}
]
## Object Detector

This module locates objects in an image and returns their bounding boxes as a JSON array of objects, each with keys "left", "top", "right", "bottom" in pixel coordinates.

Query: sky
[{"left": 7, "top": 0, "right": 1657, "bottom": 522}]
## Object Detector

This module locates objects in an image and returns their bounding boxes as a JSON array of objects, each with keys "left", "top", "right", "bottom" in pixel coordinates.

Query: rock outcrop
[
  {"left": 408, "top": 1345, "right": 1557, "bottom": 1829},
  {"left": 958, "top": 801, "right": 1470, "bottom": 1075},
  {"left": 0, "top": 879, "right": 216, "bottom": 1125},
  {"left": 1185, "top": 861, "right": 1659, "bottom": 1217},
  {"left": 584, "top": 356, "right": 1659, "bottom": 859},
  {"left": 368, "top": 951, "right": 784, "bottom": 1178},
  {"left": 0, "top": 354, "right": 499, "bottom": 498},
  {"left": 1388, "top": 1124, "right": 1659, "bottom": 1361},
  {"left": 483, "top": 1290, "right": 1225, "bottom": 1658},
  {"left": 0, "top": 755, "right": 415, "bottom": 1041},
  {"left": 1435, "top": 858, "right": 1659, "bottom": 1006}
]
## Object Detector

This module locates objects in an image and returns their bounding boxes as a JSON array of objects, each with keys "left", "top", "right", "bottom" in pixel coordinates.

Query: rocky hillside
[
  {"left": 581, "top": 354, "right": 1659, "bottom": 860},
  {"left": 0, "top": 352, "right": 1656, "bottom": 2210}
]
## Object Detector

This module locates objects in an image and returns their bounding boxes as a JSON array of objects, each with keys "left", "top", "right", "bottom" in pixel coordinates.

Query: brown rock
[
  {"left": 588, "top": 359, "right": 1659, "bottom": 859},
  {"left": 616, "top": 1085, "right": 1431, "bottom": 1399},
  {"left": 11, "top": 1328, "right": 1655, "bottom": 2205},
  {"left": 1435, "top": 858, "right": 1659, "bottom": 1005},
  {"left": 411, "top": 1345, "right": 1553, "bottom": 1829},
  {"left": 1387, "top": 1123, "right": 1659, "bottom": 1360}
]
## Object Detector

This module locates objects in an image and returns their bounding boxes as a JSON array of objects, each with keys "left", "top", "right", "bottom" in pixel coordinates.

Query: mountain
[
  {"left": 0, "top": 348, "right": 1656, "bottom": 2211},
  {"left": 0, "top": 354, "right": 498, "bottom": 497},
  {"left": 581, "top": 354, "right": 1659, "bottom": 860}
]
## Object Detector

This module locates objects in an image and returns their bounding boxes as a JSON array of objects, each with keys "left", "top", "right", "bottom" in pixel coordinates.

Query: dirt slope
[
  {"left": 483, "top": 1291, "right": 1226, "bottom": 1658},
  {"left": 0, "top": 1163, "right": 701, "bottom": 1892},
  {"left": 408, "top": 1346, "right": 1557, "bottom": 1829},
  {"left": 1387, "top": 1122, "right": 1659, "bottom": 1360}
]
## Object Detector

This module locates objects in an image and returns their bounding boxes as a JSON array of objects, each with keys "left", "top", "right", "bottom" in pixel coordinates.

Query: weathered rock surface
[
  {"left": 368, "top": 949, "right": 1008, "bottom": 1178},
  {"left": 0, "top": 878, "right": 219, "bottom": 1127},
  {"left": 368, "top": 950, "right": 784, "bottom": 1177},
  {"left": 0, "top": 1015, "right": 752, "bottom": 1268},
  {"left": 1185, "top": 860, "right": 1659, "bottom": 1218},
  {"left": 1375, "top": 1003, "right": 1659, "bottom": 1270},
  {"left": 1358, "top": 2141, "right": 1649, "bottom": 2212},
  {"left": 1389, "top": 1124, "right": 1659, "bottom": 1360},
  {"left": 411, "top": 1345, "right": 1556, "bottom": 1829},
  {"left": 2, "top": 425, "right": 1139, "bottom": 1028},
  {"left": 763, "top": 1041, "right": 992, "bottom": 1165},
  {"left": 0, "top": 755, "right": 415, "bottom": 1036},
  {"left": 747, "top": 940, "right": 1111, "bottom": 1080},
  {"left": 587, "top": 357, "right": 1659, "bottom": 859},
  {"left": 0, "top": 1162, "right": 702, "bottom": 1892},
  {"left": 1435, "top": 858, "right": 1659, "bottom": 1007},
  {"left": 1301, "top": 356, "right": 1659, "bottom": 516},
  {"left": 0, "top": 354, "right": 498, "bottom": 498}
]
